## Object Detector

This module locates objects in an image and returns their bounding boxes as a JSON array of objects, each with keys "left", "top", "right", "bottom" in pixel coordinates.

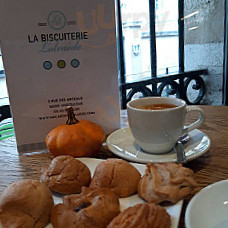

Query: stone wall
[{"left": 184, "top": 0, "right": 225, "bottom": 105}]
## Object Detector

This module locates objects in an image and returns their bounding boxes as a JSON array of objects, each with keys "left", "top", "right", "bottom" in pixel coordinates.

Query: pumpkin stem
[{"left": 66, "top": 106, "right": 79, "bottom": 125}]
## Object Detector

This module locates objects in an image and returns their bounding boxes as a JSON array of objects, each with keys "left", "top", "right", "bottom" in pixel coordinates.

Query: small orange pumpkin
[{"left": 46, "top": 106, "right": 105, "bottom": 157}]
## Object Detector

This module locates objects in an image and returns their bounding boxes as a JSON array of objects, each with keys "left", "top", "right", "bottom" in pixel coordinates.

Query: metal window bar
[
  {"left": 116, "top": 0, "right": 126, "bottom": 108},
  {"left": 149, "top": 0, "right": 157, "bottom": 78},
  {"left": 149, "top": 0, "right": 158, "bottom": 96},
  {"left": 178, "top": 0, "right": 184, "bottom": 73},
  {"left": 178, "top": 0, "right": 185, "bottom": 99}
]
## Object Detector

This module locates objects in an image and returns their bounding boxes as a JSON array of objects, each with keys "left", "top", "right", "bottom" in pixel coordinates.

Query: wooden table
[{"left": 1, "top": 105, "right": 228, "bottom": 228}]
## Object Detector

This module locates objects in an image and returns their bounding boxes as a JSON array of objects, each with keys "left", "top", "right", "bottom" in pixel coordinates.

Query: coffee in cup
[
  {"left": 127, "top": 97, "right": 205, "bottom": 154},
  {"left": 136, "top": 103, "right": 178, "bottom": 110}
]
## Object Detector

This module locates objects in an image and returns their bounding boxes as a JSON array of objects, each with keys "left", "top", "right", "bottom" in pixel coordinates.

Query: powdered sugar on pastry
[{"left": 138, "top": 163, "right": 198, "bottom": 204}]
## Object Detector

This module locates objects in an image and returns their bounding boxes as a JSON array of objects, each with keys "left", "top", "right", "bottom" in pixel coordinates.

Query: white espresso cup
[{"left": 127, "top": 97, "right": 205, "bottom": 154}]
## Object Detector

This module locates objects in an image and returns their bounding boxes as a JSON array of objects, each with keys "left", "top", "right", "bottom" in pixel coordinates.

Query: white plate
[
  {"left": 46, "top": 157, "right": 183, "bottom": 228},
  {"left": 185, "top": 179, "right": 228, "bottom": 228},
  {"left": 106, "top": 127, "right": 210, "bottom": 163}
]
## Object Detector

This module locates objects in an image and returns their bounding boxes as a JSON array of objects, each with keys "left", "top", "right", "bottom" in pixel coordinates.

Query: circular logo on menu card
[
  {"left": 43, "top": 61, "right": 52, "bottom": 70},
  {"left": 57, "top": 60, "right": 66, "bottom": 69},
  {"left": 71, "top": 59, "right": 80, "bottom": 68},
  {"left": 47, "top": 10, "right": 66, "bottom": 30}
]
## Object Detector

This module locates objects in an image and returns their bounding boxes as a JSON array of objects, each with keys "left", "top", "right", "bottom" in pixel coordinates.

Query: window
[
  {"left": 117, "top": 0, "right": 225, "bottom": 108},
  {"left": 119, "top": 0, "right": 182, "bottom": 80},
  {"left": 0, "top": 48, "right": 8, "bottom": 107},
  {"left": 156, "top": 0, "right": 179, "bottom": 75}
]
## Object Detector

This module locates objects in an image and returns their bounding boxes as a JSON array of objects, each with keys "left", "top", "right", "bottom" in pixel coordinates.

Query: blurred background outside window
[
  {"left": 119, "top": 0, "right": 225, "bottom": 105},
  {"left": 0, "top": 0, "right": 226, "bottom": 106}
]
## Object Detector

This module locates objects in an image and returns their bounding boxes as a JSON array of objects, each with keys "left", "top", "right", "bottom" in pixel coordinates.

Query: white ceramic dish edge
[{"left": 185, "top": 179, "right": 228, "bottom": 228}]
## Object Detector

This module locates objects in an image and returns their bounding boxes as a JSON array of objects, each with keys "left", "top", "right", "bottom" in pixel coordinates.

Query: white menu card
[{"left": 0, "top": 0, "right": 120, "bottom": 152}]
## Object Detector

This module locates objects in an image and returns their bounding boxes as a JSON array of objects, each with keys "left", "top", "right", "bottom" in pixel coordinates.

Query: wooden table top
[{"left": 1, "top": 105, "right": 228, "bottom": 228}]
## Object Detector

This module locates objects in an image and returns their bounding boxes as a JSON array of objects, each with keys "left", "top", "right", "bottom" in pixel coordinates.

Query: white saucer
[
  {"left": 106, "top": 127, "right": 210, "bottom": 163},
  {"left": 185, "top": 179, "right": 228, "bottom": 228}
]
